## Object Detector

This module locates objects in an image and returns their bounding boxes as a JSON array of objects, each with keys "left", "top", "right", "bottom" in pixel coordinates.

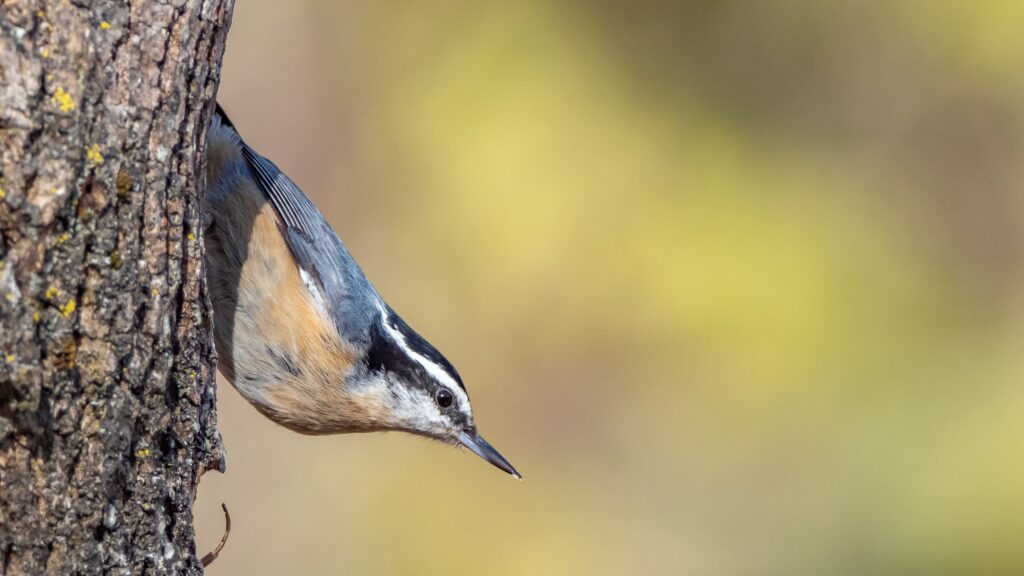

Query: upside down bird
[{"left": 203, "top": 106, "right": 519, "bottom": 478}]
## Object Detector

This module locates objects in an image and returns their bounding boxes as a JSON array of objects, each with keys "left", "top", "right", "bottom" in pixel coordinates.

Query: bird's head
[{"left": 350, "top": 303, "right": 520, "bottom": 478}]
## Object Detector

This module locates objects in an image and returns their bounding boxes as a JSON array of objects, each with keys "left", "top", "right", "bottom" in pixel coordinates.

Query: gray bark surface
[{"left": 0, "top": 1, "right": 233, "bottom": 573}]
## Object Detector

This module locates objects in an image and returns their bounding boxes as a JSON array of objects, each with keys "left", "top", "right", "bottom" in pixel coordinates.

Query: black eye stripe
[
  {"left": 366, "top": 320, "right": 469, "bottom": 411},
  {"left": 383, "top": 308, "right": 466, "bottom": 391}
]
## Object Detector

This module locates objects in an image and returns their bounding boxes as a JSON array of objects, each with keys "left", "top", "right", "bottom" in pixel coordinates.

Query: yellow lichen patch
[
  {"left": 40, "top": 47, "right": 49, "bottom": 59},
  {"left": 57, "top": 232, "right": 70, "bottom": 244},
  {"left": 136, "top": 448, "right": 151, "bottom": 458},
  {"left": 99, "top": 21, "right": 112, "bottom": 30},
  {"left": 60, "top": 299, "right": 76, "bottom": 318},
  {"left": 37, "top": 10, "right": 44, "bottom": 19},
  {"left": 33, "top": 311, "right": 40, "bottom": 323},
  {"left": 86, "top": 144, "right": 104, "bottom": 165},
  {"left": 187, "top": 232, "right": 196, "bottom": 242},
  {"left": 45, "top": 286, "right": 59, "bottom": 300},
  {"left": 53, "top": 87, "right": 76, "bottom": 113},
  {"left": 0, "top": 187, "right": 5, "bottom": 199},
  {"left": 4, "top": 354, "right": 15, "bottom": 364}
]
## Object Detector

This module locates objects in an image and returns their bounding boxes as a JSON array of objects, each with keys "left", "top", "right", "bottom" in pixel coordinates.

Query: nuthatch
[{"left": 203, "top": 106, "right": 519, "bottom": 478}]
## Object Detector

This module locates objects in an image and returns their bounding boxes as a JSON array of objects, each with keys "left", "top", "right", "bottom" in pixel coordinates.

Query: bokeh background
[{"left": 195, "top": 2, "right": 1024, "bottom": 574}]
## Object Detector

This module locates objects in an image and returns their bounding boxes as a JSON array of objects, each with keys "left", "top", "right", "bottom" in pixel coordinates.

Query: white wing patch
[{"left": 299, "top": 267, "right": 327, "bottom": 315}]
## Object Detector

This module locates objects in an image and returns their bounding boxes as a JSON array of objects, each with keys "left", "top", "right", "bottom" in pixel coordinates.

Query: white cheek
[
  {"left": 393, "top": 388, "right": 444, "bottom": 430},
  {"left": 359, "top": 374, "right": 447, "bottom": 433}
]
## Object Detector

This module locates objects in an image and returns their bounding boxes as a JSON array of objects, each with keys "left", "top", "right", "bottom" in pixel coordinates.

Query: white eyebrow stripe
[{"left": 376, "top": 303, "right": 470, "bottom": 409}]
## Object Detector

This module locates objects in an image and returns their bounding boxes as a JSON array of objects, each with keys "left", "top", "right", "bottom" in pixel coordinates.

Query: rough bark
[{"left": 0, "top": 1, "right": 232, "bottom": 573}]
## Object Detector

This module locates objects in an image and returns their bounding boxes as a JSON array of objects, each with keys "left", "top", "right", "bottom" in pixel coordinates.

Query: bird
[{"left": 202, "top": 104, "right": 519, "bottom": 478}]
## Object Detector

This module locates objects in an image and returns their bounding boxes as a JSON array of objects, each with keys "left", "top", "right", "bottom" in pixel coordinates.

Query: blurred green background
[{"left": 194, "top": 2, "right": 1024, "bottom": 574}]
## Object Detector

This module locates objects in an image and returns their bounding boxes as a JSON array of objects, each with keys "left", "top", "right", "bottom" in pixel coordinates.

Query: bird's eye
[{"left": 435, "top": 389, "right": 454, "bottom": 408}]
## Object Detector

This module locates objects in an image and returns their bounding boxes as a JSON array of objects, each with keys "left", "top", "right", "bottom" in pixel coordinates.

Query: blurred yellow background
[{"left": 195, "top": 2, "right": 1024, "bottom": 574}]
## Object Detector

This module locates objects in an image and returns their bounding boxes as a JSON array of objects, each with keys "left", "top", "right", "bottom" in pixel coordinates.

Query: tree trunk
[{"left": 0, "top": 1, "right": 233, "bottom": 573}]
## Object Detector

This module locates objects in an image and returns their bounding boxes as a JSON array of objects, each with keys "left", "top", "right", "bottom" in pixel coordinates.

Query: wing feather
[{"left": 240, "top": 145, "right": 322, "bottom": 238}]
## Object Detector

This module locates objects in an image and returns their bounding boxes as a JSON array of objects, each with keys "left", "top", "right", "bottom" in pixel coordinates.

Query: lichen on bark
[{"left": 0, "top": 0, "right": 233, "bottom": 573}]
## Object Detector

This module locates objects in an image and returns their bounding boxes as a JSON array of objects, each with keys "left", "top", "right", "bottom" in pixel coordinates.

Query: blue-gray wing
[
  {"left": 239, "top": 144, "right": 379, "bottom": 347},
  {"left": 240, "top": 145, "right": 322, "bottom": 238}
]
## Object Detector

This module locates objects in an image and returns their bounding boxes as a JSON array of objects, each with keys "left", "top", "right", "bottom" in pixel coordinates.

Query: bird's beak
[{"left": 458, "top": 430, "right": 521, "bottom": 479}]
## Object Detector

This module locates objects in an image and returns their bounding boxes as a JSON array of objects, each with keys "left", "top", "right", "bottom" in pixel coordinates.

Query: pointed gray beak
[{"left": 458, "top": 431, "right": 521, "bottom": 479}]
